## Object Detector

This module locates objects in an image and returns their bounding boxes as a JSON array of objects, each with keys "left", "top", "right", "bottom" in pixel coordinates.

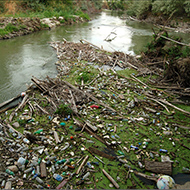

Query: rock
[
  {"left": 5, "top": 181, "right": 12, "bottom": 189},
  {"left": 40, "top": 18, "right": 60, "bottom": 28},
  {"left": 7, "top": 165, "right": 19, "bottom": 173},
  {"left": 58, "top": 16, "right": 64, "bottom": 20},
  {"left": 12, "top": 122, "right": 20, "bottom": 128}
]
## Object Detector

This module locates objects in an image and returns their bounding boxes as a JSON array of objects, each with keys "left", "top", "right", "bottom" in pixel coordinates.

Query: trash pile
[{"left": 0, "top": 39, "right": 190, "bottom": 189}]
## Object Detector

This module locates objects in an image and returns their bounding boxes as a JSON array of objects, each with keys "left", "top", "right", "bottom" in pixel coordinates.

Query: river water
[{"left": 0, "top": 10, "right": 189, "bottom": 104}]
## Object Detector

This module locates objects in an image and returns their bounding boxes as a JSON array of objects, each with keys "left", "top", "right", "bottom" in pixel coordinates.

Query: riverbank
[
  {"left": 0, "top": 0, "right": 104, "bottom": 40},
  {"left": 120, "top": 13, "right": 190, "bottom": 34},
  {"left": 0, "top": 15, "right": 89, "bottom": 40},
  {"left": 0, "top": 38, "right": 190, "bottom": 189}
]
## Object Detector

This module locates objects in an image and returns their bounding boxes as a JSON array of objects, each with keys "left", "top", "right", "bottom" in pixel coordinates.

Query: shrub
[
  {"left": 0, "top": 1, "right": 5, "bottom": 13},
  {"left": 184, "top": 0, "right": 190, "bottom": 16},
  {"left": 55, "top": 104, "right": 73, "bottom": 116}
]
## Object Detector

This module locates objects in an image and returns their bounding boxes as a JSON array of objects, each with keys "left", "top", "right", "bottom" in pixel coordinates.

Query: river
[{"left": 0, "top": 10, "right": 189, "bottom": 104}]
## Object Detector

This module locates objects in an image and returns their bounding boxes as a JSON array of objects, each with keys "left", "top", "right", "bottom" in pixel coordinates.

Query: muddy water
[{"left": 0, "top": 10, "right": 189, "bottom": 104}]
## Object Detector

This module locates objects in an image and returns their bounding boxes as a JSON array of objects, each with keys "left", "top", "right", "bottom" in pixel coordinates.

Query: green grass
[
  {"left": 4, "top": 7, "right": 89, "bottom": 21},
  {"left": 1, "top": 54, "right": 190, "bottom": 189},
  {"left": 0, "top": 23, "right": 20, "bottom": 37}
]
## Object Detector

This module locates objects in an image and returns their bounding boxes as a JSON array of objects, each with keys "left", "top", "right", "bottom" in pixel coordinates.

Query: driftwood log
[
  {"left": 145, "top": 160, "right": 172, "bottom": 175},
  {"left": 102, "top": 169, "right": 120, "bottom": 189},
  {"left": 76, "top": 155, "right": 89, "bottom": 175},
  {"left": 88, "top": 147, "right": 115, "bottom": 161}
]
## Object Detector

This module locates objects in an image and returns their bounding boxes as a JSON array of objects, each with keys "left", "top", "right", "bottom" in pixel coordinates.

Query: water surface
[{"left": 0, "top": 10, "right": 189, "bottom": 103}]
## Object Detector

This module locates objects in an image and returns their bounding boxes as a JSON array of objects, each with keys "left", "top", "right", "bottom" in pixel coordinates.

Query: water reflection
[{"left": 0, "top": 10, "right": 188, "bottom": 103}]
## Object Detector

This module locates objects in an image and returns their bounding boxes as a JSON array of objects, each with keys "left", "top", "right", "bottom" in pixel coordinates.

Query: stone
[
  {"left": 8, "top": 165, "right": 19, "bottom": 173},
  {"left": 12, "top": 122, "right": 20, "bottom": 128},
  {"left": 5, "top": 181, "right": 12, "bottom": 189}
]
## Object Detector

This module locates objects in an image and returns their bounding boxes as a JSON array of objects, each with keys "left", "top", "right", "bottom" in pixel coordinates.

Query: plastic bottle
[
  {"left": 56, "top": 159, "right": 66, "bottom": 164},
  {"left": 149, "top": 152, "right": 154, "bottom": 158},
  {"left": 124, "top": 164, "right": 131, "bottom": 168},
  {"left": 32, "top": 173, "right": 38, "bottom": 179},
  {"left": 36, "top": 176, "right": 44, "bottom": 184},
  {"left": 17, "top": 157, "right": 26, "bottom": 165},
  {"left": 87, "top": 162, "right": 94, "bottom": 169},
  {"left": 143, "top": 142, "right": 148, "bottom": 149},
  {"left": 23, "top": 138, "right": 30, "bottom": 144},
  {"left": 118, "top": 150, "right": 124, "bottom": 155},
  {"left": 5, "top": 169, "right": 15, "bottom": 176},
  {"left": 138, "top": 161, "right": 143, "bottom": 168},
  {"left": 38, "top": 158, "right": 42, "bottom": 164},
  {"left": 36, "top": 165, "right": 40, "bottom": 175},
  {"left": 51, "top": 165, "right": 55, "bottom": 173},
  {"left": 44, "top": 148, "right": 49, "bottom": 156},
  {"left": 53, "top": 174, "right": 63, "bottom": 181},
  {"left": 23, "top": 173, "right": 27, "bottom": 179},
  {"left": 130, "top": 145, "right": 139, "bottom": 150},
  {"left": 24, "top": 167, "right": 33, "bottom": 173},
  {"left": 34, "top": 129, "right": 43, "bottom": 134},
  {"left": 83, "top": 172, "right": 90, "bottom": 180},
  {"left": 1, "top": 180, "right": 5, "bottom": 188},
  {"left": 159, "top": 149, "right": 168, "bottom": 153},
  {"left": 48, "top": 156, "right": 57, "bottom": 161},
  {"left": 182, "top": 167, "right": 190, "bottom": 173}
]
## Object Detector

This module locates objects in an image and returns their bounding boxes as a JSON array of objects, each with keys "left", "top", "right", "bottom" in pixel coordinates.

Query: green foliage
[
  {"left": 184, "top": 0, "right": 190, "bottom": 16},
  {"left": 77, "top": 10, "right": 90, "bottom": 20},
  {"left": 108, "top": 0, "right": 126, "bottom": 10},
  {"left": 17, "top": 118, "right": 27, "bottom": 127},
  {"left": 55, "top": 104, "right": 73, "bottom": 116},
  {"left": 92, "top": 0, "right": 103, "bottom": 10},
  {"left": 144, "top": 30, "right": 190, "bottom": 61},
  {"left": 0, "top": 1, "right": 5, "bottom": 13},
  {"left": 181, "top": 46, "right": 190, "bottom": 57},
  {"left": 5, "top": 23, "right": 19, "bottom": 32},
  {"left": 136, "top": 0, "right": 152, "bottom": 19},
  {"left": 40, "top": 23, "right": 49, "bottom": 28},
  {"left": 43, "top": 10, "right": 54, "bottom": 18},
  {"left": 0, "top": 23, "right": 20, "bottom": 37},
  {"left": 125, "top": 0, "right": 189, "bottom": 18},
  {"left": 77, "top": 71, "right": 93, "bottom": 83},
  {"left": 125, "top": 0, "right": 152, "bottom": 18}
]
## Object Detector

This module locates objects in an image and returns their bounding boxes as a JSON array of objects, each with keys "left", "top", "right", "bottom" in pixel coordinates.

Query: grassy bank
[{"left": 0, "top": 0, "right": 102, "bottom": 38}]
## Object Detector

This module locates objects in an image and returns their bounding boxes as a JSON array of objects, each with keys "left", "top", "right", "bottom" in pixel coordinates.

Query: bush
[
  {"left": 125, "top": 0, "right": 188, "bottom": 18},
  {"left": 55, "top": 104, "right": 73, "bottom": 116},
  {"left": 77, "top": 71, "right": 93, "bottom": 83},
  {"left": 152, "top": 0, "right": 186, "bottom": 17},
  {"left": 136, "top": 0, "right": 152, "bottom": 19},
  {"left": 5, "top": 23, "right": 19, "bottom": 32},
  {"left": 77, "top": 10, "right": 90, "bottom": 20},
  {"left": 184, "top": 0, "right": 190, "bottom": 16},
  {"left": 125, "top": 0, "right": 152, "bottom": 18},
  {"left": 0, "top": 2, "right": 5, "bottom": 13}
]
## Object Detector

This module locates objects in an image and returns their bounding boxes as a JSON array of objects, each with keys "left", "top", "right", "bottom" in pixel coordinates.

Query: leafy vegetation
[
  {"left": 105, "top": 0, "right": 190, "bottom": 19},
  {"left": 0, "top": 23, "right": 19, "bottom": 36},
  {"left": 145, "top": 30, "right": 190, "bottom": 60},
  {"left": 55, "top": 103, "right": 73, "bottom": 116},
  {"left": 0, "top": 0, "right": 101, "bottom": 20}
]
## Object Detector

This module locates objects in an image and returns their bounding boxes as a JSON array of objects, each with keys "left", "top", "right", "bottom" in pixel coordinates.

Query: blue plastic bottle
[{"left": 53, "top": 174, "right": 63, "bottom": 181}]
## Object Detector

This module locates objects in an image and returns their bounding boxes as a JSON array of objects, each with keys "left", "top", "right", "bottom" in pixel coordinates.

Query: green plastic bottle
[
  {"left": 34, "top": 129, "right": 43, "bottom": 134},
  {"left": 56, "top": 159, "right": 66, "bottom": 164},
  {"left": 118, "top": 150, "right": 124, "bottom": 155},
  {"left": 6, "top": 169, "right": 15, "bottom": 176}
]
